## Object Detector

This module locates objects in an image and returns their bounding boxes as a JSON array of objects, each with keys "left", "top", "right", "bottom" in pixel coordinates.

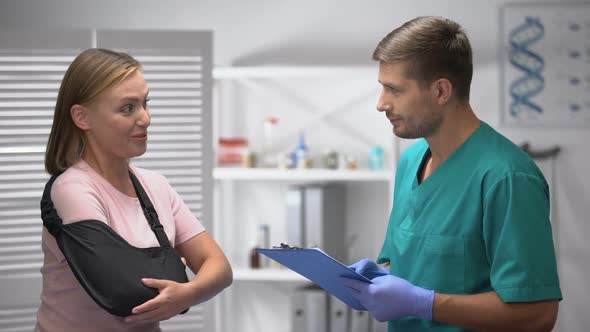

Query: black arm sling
[{"left": 40, "top": 171, "right": 189, "bottom": 317}]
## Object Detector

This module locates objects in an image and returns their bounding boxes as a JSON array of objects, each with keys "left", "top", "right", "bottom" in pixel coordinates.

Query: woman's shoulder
[
  {"left": 49, "top": 162, "right": 109, "bottom": 222},
  {"left": 50, "top": 162, "right": 110, "bottom": 210},
  {"left": 130, "top": 164, "right": 171, "bottom": 189},
  {"left": 52, "top": 161, "right": 100, "bottom": 195}
]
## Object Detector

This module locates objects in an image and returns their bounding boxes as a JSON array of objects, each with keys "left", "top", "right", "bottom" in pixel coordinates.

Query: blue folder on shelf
[{"left": 257, "top": 247, "right": 377, "bottom": 310}]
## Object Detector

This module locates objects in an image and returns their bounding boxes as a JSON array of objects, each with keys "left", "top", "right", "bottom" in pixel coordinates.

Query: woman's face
[{"left": 83, "top": 71, "right": 151, "bottom": 161}]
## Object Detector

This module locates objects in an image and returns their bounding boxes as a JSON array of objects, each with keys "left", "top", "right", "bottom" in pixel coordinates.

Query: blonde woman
[{"left": 36, "top": 48, "right": 232, "bottom": 332}]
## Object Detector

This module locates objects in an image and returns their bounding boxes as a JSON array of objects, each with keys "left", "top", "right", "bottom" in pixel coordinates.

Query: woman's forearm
[{"left": 186, "top": 253, "right": 233, "bottom": 305}]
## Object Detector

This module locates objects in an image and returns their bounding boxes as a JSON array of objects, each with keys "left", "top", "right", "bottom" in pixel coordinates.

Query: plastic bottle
[
  {"left": 294, "top": 132, "right": 309, "bottom": 169},
  {"left": 262, "top": 117, "right": 279, "bottom": 167},
  {"left": 369, "top": 145, "right": 384, "bottom": 170}
]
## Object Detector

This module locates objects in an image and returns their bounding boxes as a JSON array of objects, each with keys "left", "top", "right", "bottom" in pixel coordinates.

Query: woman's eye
[
  {"left": 121, "top": 104, "right": 133, "bottom": 114},
  {"left": 143, "top": 97, "right": 150, "bottom": 109}
]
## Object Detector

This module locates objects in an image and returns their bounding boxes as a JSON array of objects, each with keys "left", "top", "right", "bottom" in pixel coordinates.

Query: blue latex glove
[
  {"left": 340, "top": 274, "right": 435, "bottom": 322},
  {"left": 348, "top": 258, "right": 389, "bottom": 280}
]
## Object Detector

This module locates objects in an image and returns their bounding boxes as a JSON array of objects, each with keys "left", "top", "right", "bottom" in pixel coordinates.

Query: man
[{"left": 342, "top": 16, "right": 561, "bottom": 332}]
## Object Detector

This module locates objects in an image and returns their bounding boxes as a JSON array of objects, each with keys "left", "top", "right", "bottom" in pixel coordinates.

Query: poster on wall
[{"left": 500, "top": 3, "right": 590, "bottom": 127}]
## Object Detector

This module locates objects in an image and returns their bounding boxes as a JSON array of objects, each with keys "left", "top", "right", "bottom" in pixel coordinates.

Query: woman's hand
[
  {"left": 125, "top": 232, "right": 233, "bottom": 324},
  {"left": 125, "top": 278, "right": 194, "bottom": 323}
]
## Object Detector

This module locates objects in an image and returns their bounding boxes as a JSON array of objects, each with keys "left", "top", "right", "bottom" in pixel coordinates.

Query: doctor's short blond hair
[{"left": 373, "top": 16, "right": 473, "bottom": 101}]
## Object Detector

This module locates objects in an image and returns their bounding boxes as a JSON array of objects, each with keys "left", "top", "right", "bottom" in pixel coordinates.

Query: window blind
[
  {"left": 0, "top": 47, "right": 81, "bottom": 332},
  {"left": 0, "top": 30, "right": 213, "bottom": 332}
]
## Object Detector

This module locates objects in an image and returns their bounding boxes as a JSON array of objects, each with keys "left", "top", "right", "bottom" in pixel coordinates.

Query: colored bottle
[
  {"left": 249, "top": 224, "right": 270, "bottom": 269},
  {"left": 294, "top": 132, "right": 309, "bottom": 169}
]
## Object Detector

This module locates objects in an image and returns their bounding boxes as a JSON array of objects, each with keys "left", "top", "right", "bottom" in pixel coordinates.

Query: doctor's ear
[
  {"left": 431, "top": 78, "right": 453, "bottom": 105},
  {"left": 70, "top": 104, "right": 91, "bottom": 130}
]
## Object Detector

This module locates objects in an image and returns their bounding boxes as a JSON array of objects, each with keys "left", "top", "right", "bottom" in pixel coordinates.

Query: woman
[{"left": 36, "top": 48, "right": 232, "bottom": 331}]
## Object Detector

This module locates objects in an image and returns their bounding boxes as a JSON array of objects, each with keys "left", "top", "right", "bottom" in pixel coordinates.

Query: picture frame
[{"left": 500, "top": 2, "right": 590, "bottom": 127}]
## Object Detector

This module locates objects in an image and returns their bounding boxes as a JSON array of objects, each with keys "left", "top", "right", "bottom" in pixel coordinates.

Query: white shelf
[
  {"left": 213, "top": 167, "right": 393, "bottom": 182},
  {"left": 212, "top": 65, "right": 394, "bottom": 332},
  {"left": 213, "top": 66, "right": 375, "bottom": 79},
  {"left": 233, "top": 268, "right": 308, "bottom": 282}
]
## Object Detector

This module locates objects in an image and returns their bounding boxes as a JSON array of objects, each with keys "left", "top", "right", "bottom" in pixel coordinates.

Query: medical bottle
[
  {"left": 294, "top": 132, "right": 309, "bottom": 169},
  {"left": 369, "top": 145, "right": 384, "bottom": 170},
  {"left": 262, "top": 117, "right": 279, "bottom": 167},
  {"left": 249, "top": 224, "right": 270, "bottom": 269}
]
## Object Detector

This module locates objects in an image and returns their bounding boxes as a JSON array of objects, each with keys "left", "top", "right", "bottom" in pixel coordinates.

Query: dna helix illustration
[{"left": 508, "top": 17, "right": 545, "bottom": 118}]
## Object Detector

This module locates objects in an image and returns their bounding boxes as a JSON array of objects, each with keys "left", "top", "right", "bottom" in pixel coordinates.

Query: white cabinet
[{"left": 211, "top": 66, "right": 396, "bottom": 332}]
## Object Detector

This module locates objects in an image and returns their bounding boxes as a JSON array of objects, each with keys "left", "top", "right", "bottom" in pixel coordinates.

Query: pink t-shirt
[{"left": 35, "top": 160, "right": 205, "bottom": 332}]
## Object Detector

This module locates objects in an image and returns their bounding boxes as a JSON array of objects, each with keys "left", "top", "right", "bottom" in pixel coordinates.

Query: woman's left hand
[{"left": 125, "top": 278, "right": 194, "bottom": 323}]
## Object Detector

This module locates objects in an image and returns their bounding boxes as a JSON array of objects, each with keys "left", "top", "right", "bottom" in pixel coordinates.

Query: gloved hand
[
  {"left": 348, "top": 258, "right": 389, "bottom": 279},
  {"left": 340, "top": 274, "right": 434, "bottom": 322}
]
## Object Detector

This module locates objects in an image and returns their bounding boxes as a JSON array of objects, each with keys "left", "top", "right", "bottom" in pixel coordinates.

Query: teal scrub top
[{"left": 377, "top": 122, "right": 562, "bottom": 332}]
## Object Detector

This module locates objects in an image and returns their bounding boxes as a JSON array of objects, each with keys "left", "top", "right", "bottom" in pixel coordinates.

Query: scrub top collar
[{"left": 412, "top": 120, "right": 485, "bottom": 192}]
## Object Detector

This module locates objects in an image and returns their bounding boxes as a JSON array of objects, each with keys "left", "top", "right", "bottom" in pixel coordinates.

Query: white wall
[
  {"left": 1, "top": 0, "right": 588, "bottom": 331},
  {"left": 0, "top": 0, "right": 558, "bottom": 66}
]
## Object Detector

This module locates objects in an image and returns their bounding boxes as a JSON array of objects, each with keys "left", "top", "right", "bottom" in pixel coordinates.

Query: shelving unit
[
  {"left": 232, "top": 268, "right": 307, "bottom": 282},
  {"left": 213, "top": 167, "right": 393, "bottom": 182},
  {"left": 211, "top": 66, "right": 396, "bottom": 332}
]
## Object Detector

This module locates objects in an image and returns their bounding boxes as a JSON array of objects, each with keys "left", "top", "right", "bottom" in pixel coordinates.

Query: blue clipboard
[{"left": 256, "top": 247, "right": 371, "bottom": 310}]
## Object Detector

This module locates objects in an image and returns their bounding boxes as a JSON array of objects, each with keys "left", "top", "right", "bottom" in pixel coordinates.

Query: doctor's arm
[
  {"left": 433, "top": 291, "right": 558, "bottom": 332},
  {"left": 456, "top": 174, "right": 560, "bottom": 331},
  {"left": 342, "top": 275, "right": 558, "bottom": 332}
]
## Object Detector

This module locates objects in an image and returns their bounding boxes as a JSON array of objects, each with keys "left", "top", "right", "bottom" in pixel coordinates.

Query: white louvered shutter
[
  {"left": 0, "top": 29, "right": 91, "bottom": 332},
  {"left": 0, "top": 30, "right": 213, "bottom": 332}
]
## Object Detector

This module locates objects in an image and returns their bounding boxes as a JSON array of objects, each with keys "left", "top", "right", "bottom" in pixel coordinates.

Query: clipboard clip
[{"left": 272, "top": 242, "right": 303, "bottom": 250}]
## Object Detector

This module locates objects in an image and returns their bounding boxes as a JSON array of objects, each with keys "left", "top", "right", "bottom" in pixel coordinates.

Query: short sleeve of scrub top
[{"left": 483, "top": 172, "right": 562, "bottom": 302}]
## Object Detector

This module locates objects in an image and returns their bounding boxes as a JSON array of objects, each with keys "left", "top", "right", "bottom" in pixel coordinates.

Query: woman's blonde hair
[{"left": 45, "top": 48, "right": 142, "bottom": 175}]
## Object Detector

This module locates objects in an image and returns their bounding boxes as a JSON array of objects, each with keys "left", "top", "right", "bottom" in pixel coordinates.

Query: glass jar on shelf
[{"left": 217, "top": 138, "right": 248, "bottom": 166}]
